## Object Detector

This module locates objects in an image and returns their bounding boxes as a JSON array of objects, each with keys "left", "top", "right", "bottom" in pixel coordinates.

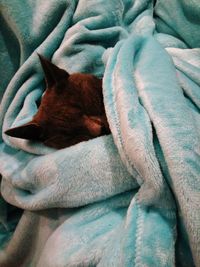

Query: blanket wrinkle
[{"left": 0, "top": 0, "right": 200, "bottom": 266}]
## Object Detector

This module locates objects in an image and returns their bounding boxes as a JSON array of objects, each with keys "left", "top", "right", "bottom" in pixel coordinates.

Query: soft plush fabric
[{"left": 0, "top": 0, "right": 200, "bottom": 266}]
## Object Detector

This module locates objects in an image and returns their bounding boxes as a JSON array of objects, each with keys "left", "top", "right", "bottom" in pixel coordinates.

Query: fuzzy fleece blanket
[{"left": 0, "top": 0, "right": 200, "bottom": 266}]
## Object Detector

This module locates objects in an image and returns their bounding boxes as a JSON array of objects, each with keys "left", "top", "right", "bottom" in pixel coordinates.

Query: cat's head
[{"left": 5, "top": 54, "right": 110, "bottom": 149}]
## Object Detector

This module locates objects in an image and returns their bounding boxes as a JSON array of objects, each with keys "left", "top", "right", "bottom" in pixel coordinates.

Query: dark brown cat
[{"left": 5, "top": 55, "right": 110, "bottom": 149}]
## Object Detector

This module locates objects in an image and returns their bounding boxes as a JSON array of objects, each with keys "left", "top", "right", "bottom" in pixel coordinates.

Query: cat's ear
[
  {"left": 38, "top": 54, "right": 69, "bottom": 88},
  {"left": 5, "top": 122, "right": 42, "bottom": 140}
]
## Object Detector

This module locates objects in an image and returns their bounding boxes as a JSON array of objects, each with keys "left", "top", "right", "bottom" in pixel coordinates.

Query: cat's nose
[
  {"left": 83, "top": 115, "right": 110, "bottom": 137},
  {"left": 83, "top": 115, "right": 101, "bottom": 137}
]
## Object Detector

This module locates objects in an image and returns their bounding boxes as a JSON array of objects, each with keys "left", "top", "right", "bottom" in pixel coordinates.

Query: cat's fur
[{"left": 5, "top": 55, "right": 110, "bottom": 149}]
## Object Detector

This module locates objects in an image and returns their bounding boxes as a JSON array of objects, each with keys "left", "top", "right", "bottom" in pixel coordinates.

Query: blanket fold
[{"left": 0, "top": 0, "right": 200, "bottom": 266}]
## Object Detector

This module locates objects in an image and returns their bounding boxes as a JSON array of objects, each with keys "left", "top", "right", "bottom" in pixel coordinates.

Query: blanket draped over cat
[{"left": 0, "top": 0, "right": 200, "bottom": 266}]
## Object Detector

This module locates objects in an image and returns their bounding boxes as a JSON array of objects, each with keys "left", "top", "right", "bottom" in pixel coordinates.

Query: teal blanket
[{"left": 0, "top": 0, "right": 200, "bottom": 266}]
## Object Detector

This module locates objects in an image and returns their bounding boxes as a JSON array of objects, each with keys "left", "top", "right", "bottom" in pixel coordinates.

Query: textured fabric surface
[{"left": 0, "top": 0, "right": 200, "bottom": 266}]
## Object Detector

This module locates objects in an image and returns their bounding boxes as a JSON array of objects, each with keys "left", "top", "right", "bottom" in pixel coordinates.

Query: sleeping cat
[{"left": 5, "top": 54, "right": 110, "bottom": 149}]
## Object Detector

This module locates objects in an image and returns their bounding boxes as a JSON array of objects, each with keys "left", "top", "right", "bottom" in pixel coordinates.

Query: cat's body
[{"left": 5, "top": 55, "right": 110, "bottom": 149}]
